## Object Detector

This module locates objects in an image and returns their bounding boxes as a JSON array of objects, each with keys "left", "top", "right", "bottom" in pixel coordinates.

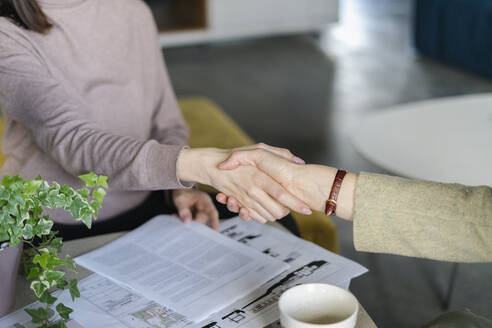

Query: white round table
[{"left": 350, "top": 94, "right": 492, "bottom": 187}]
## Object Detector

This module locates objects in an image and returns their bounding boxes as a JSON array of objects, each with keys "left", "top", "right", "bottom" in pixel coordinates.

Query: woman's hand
[
  {"left": 215, "top": 148, "right": 321, "bottom": 220},
  {"left": 172, "top": 189, "right": 219, "bottom": 231},
  {"left": 215, "top": 147, "right": 358, "bottom": 221},
  {"left": 177, "top": 147, "right": 312, "bottom": 224}
]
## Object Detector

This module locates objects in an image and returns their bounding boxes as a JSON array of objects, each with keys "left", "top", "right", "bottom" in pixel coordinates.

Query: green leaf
[
  {"left": 78, "top": 207, "right": 93, "bottom": 228},
  {"left": 8, "top": 225, "right": 22, "bottom": 246},
  {"left": 22, "top": 223, "right": 34, "bottom": 239},
  {"left": 65, "top": 255, "right": 77, "bottom": 273},
  {"left": 78, "top": 172, "right": 98, "bottom": 187},
  {"left": 33, "top": 252, "right": 50, "bottom": 269},
  {"left": 36, "top": 217, "right": 54, "bottom": 236},
  {"left": 69, "top": 197, "right": 85, "bottom": 220},
  {"left": 39, "top": 291, "right": 57, "bottom": 305},
  {"left": 27, "top": 267, "right": 42, "bottom": 280},
  {"left": 92, "top": 188, "right": 106, "bottom": 205},
  {"left": 49, "top": 237, "right": 63, "bottom": 254},
  {"left": 25, "top": 307, "right": 49, "bottom": 324},
  {"left": 0, "top": 230, "right": 9, "bottom": 242},
  {"left": 44, "top": 270, "right": 65, "bottom": 287},
  {"left": 77, "top": 187, "right": 90, "bottom": 199},
  {"left": 12, "top": 193, "right": 25, "bottom": 205},
  {"left": 0, "top": 187, "right": 9, "bottom": 201},
  {"left": 59, "top": 184, "right": 75, "bottom": 197},
  {"left": 24, "top": 179, "right": 43, "bottom": 195},
  {"left": 56, "top": 303, "right": 73, "bottom": 320},
  {"left": 56, "top": 279, "right": 68, "bottom": 290},
  {"left": 33, "top": 252, "right": 66, "bottom": 270},
  {"left": 30, "top": 280, "right": 49, "bottom": 298},
  {"left": 96, "top": 175, "right": 109, "bottom": 188},
  {"left": 69, "top": 279, "right": 80, "bottom": 301}
]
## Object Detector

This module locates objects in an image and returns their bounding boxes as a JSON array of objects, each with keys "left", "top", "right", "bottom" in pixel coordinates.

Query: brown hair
[{"left": 0, "top": 0, "right": 52, "bottom": 33}]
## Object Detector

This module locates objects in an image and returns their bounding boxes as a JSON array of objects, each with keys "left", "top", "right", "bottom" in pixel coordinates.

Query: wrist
[
  {"left": 177, "top": 148, "right": 227, "bottom": 185},
  {"left": 301, "top": 165, "right": 338, "bottom": 212},
  {"left": 295, "top": 165, "right": 357, "bottom": 220}
]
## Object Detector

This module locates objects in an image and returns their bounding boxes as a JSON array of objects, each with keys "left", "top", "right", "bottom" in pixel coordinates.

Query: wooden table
[{"left": 14, "top": 223, "right": 376, "bottom": 327}]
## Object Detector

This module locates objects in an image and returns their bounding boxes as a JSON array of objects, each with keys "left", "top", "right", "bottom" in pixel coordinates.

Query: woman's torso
[{"left": 0, "top": 0, "right": 164, "bottom": 223}]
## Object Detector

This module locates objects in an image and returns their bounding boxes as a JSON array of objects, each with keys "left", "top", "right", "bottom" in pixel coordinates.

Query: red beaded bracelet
[{"left": 325, "top": 169, "right": 347, "bottom": 216}]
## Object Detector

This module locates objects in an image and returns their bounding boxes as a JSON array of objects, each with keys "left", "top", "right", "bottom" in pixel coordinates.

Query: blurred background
[{"left": 146, "top": 0, "right": 492, "bottom": 326}]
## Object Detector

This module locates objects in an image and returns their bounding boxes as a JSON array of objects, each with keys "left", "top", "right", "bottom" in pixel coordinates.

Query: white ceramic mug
[{"left": 278, "top": 283, "right": 358, "bottom": 328}]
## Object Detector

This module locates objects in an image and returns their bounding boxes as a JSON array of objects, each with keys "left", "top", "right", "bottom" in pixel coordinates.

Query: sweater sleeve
[
  {"left": 150, "top": 51, "right": 189, "bottom": 147},
  {"left": 146, "top": 9, "right": 189, "bottom": 147},
  {"left": 0, "top": 32, "right": 190, "bottom": 190},
  {"left": 353, "top": 172, "right": 492, "bottom": 263}
]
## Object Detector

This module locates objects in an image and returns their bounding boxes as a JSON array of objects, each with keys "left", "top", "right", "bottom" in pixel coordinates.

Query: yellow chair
[{"left": 0, "top": 98, "right": 339, "bottom": 252}]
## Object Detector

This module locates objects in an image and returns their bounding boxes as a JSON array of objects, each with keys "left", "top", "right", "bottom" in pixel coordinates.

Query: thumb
[{"left": 218, "top": 151, "right": 257, "bottom": 170}]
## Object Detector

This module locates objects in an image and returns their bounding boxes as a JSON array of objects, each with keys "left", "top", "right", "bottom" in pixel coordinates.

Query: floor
[{"left": 164, "top": 1, "right": 492, "bottom": 327}]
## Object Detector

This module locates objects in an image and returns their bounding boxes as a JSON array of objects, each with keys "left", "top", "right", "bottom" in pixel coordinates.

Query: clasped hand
[
  {"left": 177, "top": 144, "right": 330, "bottom": 225},
  {"left": 216, "top": 144, "right": 329, "bottom": 222}
]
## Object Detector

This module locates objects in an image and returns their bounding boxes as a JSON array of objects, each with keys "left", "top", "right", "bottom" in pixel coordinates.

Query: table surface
[
  {"left": 14, "top": 223, "right": 376, "bottom": 328},
  {"left": 350, "top": 93, "right": 492, "bottom": 186}
]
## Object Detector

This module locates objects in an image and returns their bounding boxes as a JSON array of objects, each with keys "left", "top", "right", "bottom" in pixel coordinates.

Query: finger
[
  {"left": 176, "top": 206, "right": 193, "bottom": 224},
  {"left": 248, "top": 208, "right": 268, "bottom": 224},
  {"left": 203, "top": 199, "right": 220, "bottom": 231},
  {"left": 216, "top": 193, "right": 228, "bottom": 204},
  {"left": 244, "top": 189, "right": 276, "bottom": 222},
  {"left": 218, "top": 150, "right": 257, "bottom": 170},
  {"left": 239, "top": 207, "right": 250, "bottom": 221},
  {"left": 234, "top": 143, "right": 305, "bottom": 164},
  {"left": 262, "top": 175, "right": 312, "bottom": 215},
  {"left": 254, "top": 143, "right": 305, "bottom": 164},
  {"left": 250, "top": 189, "right": 289, "bottom": 221},
  {"left": 194, "top": 211, "right": 209, "bottom": 225},
  {"left": 233, "top": 143, "right": 306, "bottom": 164},
  {"left": 227, "top": 197, "right": 240, "bottom": 213},
  {"left": 207, "top": 211, "right": 220, "bottom": 231}
]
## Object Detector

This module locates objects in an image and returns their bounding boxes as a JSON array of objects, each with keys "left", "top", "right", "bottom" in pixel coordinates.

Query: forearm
[
  {"left": 353, "top": 173, "right": 492, "bottom": 262},
  {"left": 1, "top": 76, "right": 189, "bottom": 190},
  {"left": 288, "top": 164, "right": 358, "bottom": 220}
]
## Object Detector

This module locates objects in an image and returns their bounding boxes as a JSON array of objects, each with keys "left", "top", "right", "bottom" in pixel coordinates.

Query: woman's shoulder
[
  {"left": 0, "top": 17, "right": 24, "bottom": 38},
  {"left": 0, "top": 18, "right": 35, "bottom": 51},
  {"left": 99, "top": 0, "right": 156, "bottom": 34},
  {"left": 105, "top": 0, "right": 154, "bottom": 20}
]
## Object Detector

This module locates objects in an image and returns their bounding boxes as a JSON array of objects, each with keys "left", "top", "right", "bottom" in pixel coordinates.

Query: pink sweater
[{"left": 0, "top": 0, "right": 191, "bottom": 224}]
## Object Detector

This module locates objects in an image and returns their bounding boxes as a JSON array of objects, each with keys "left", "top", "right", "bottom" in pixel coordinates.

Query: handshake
[{"left": 177, "top": 144, "right": 357, "bottom": 224}]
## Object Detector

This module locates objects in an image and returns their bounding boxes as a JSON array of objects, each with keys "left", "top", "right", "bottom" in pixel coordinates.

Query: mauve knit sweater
[{"left": 0, "top": 0, "right": 191, "bottom": 225}]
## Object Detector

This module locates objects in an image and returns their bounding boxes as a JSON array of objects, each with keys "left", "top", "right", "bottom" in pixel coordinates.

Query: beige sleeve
[{"left": 353, "top": 172, "right": 492, "bottom": 263}]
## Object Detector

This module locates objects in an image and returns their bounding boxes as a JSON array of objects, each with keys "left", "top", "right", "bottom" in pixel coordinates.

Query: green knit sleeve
[{"left": 353, "top": 172, "right": 492, "bottom": 262}]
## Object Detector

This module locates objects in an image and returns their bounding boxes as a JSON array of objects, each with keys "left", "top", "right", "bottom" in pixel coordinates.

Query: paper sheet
[
  {"left": 2, "top": 217, "right": 367, "bottom": 328},
  {"left": 194, "top": 218, "right": 367, "bottom": 328},
  {"left": 75, "top": 216, "right": 289, "bottom": 322}
]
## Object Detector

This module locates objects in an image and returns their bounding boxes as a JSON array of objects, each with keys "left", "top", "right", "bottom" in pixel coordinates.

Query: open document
[
  {"left": 194, "top": 218, "right": 367, "bottom": 328},
  {"left": 1, "top": 216, "right": 367, "bottom": 328},
  {"left": 75, "top": 216, "right": 289, "bottom": 322}
]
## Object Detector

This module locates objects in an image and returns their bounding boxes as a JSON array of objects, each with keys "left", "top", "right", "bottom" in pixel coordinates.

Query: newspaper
[
  {"left": 75, "top": 216, "right": 289, "bottom": 322},
  {"left": 194, "top": 219, "right": 367, "bottom": 328},
  {"left": 1, "top": 217, "right": 367, "bottom": 328}
]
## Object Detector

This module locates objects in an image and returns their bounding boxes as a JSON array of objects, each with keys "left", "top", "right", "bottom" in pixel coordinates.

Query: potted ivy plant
[{"left": 0, "top": 172, "right": 108, "bottom": 327}]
